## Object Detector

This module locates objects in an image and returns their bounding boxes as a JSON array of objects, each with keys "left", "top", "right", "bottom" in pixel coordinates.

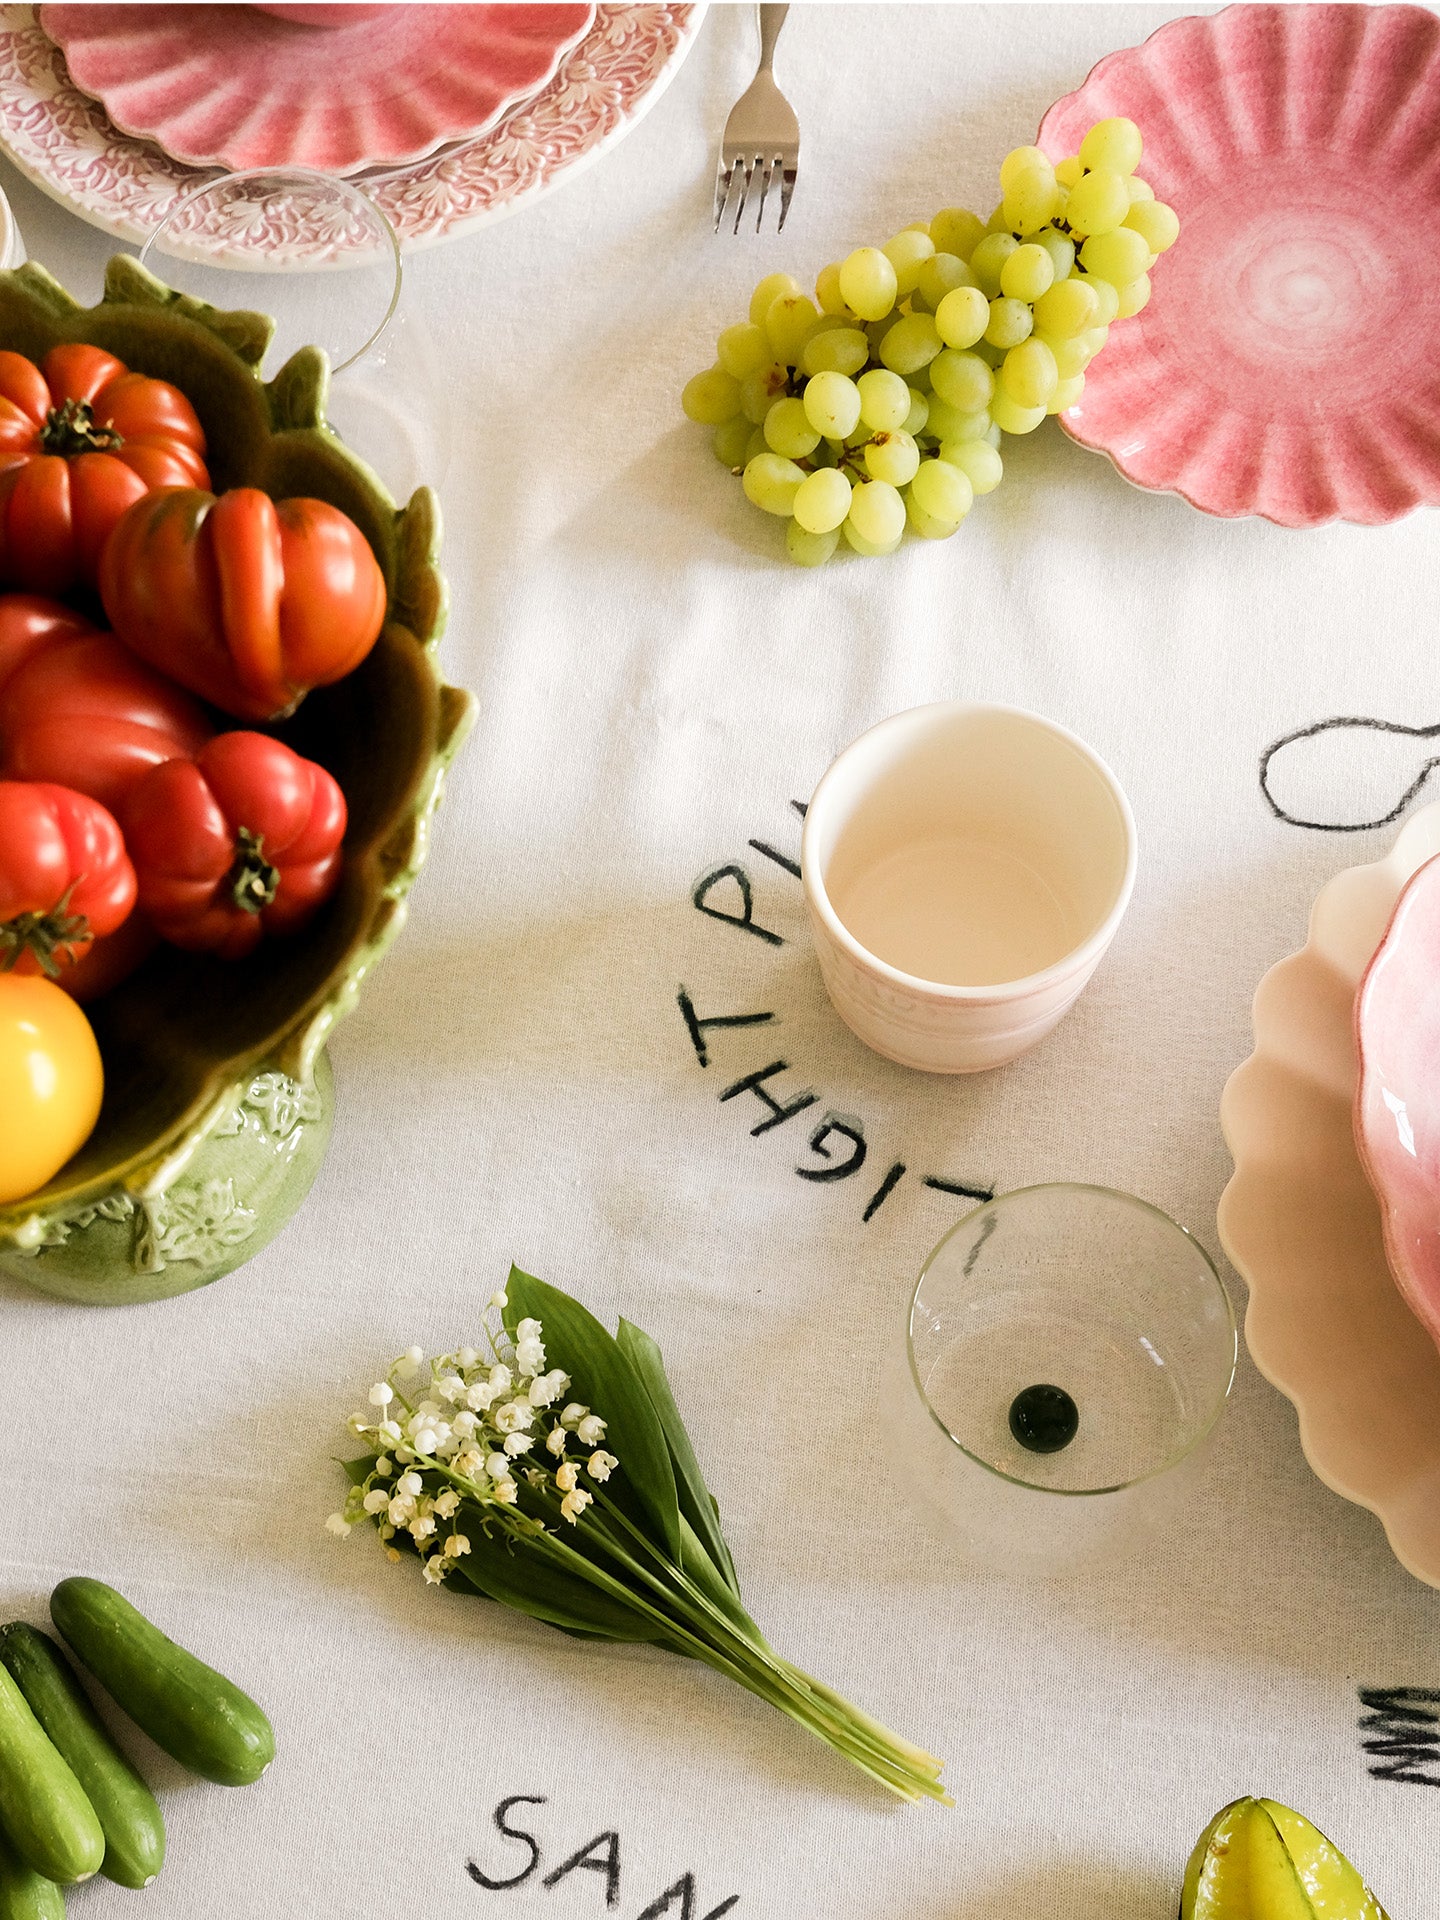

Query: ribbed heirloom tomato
[
  {"left": 124, "top": 733, "right": 347, "bottom": 960},
  {"left": 0, "top": 974, "right": 103, "bottom": 1204},
  {"left": 0, "top": 593, "right": 212, "bottom": 812},
  {"left": 100, "top": 487, "right": 388, "bottom": 722},
  {"left": 0, "top": 782, "right": 136, "bottom": 978},
  {"left": 0, "top": 344, "right": 209, "bottom": 596}
]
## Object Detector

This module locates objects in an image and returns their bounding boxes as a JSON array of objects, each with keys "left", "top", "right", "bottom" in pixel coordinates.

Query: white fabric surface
[{"left": 4, "top": 5, "right": 1440, "bottom": 1913}]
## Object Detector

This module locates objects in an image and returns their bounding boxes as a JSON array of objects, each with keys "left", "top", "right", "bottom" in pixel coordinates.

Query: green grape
[
  {"left": 879, "top": 311, "right": 943, "bottom": 375},
  {"left": 847, "top": 478, "right": 906, "bottom": 545},
  {"left": 713, "top": 416, "right": 754, "bottom": 467},
  {"left": 745, "top": 426, "right": 768, "bottom": 462},
  {"left": 802, "top": 369, "right": 862, "bottom": 438},
  {"left": 969, "top": 231, "right": 1019, "bottom": 297},
  {"left": 1034, "top": 329, "right": 1088, "bottom": 379},
  {"left": 1078, "top": 116, "right": 1142, "bottom": 175},
  {"left": 1087, "top": 275, "right": 1121, "bottom": 326},
  {"left": 929, "top": 348, "right": 994, "bottom": 412},
  {"left": 843, "top": 423, "right": 872, "bottom": 448},
  {"left": 1066, "top": 168, "right": 1130, "bottom": 236},
  {"left": 1054, "top": 155, "right": 1084, "bottom": 188},
  {"left": 865, "top": 312, "right": 903, "bottom": 359},
  {"left": 764, "top": 395, "right": 821, "bottom": 458},
  {"left": 748, "top": 272, "right": 802, "bottom": 327},
  {"left": 739, "top": 362, "right": 790, "bottom": 423},
  {"left": 882, "top": 228, "right": 936, "bottom": 295},
  {"left": 865, "top": 429, "right": 921, "bottom": 485},
  {"left": 1077, "top": 323, "right": 1109, "bottom": 359},
  {"left": 839, "top": 246, "right": 899, "bottom": 321},
  {"left": 766, "top": 293, "right": 820, "bottom": 364},
  {"left": 1079, "top": 226, "right": 1151, "bottom": 287},
  {"left": 1032, "top": 276, "right": 1097, "bottom": 336},
  {"left": 999, "top": 337, "right": 1058, "bottom": 408},
  {"left": 802, "top": 326, "right": 869, "bottom": 377},
  {"left": 904, "top": 387, "right": 930, "bottom": 435},
  {"left": 1125, "top": 199, "right": 1179, "bottom": 253},
  {"left": 938, "top": 436, "right": 1003, "bottom": 493},
  {"left": 904, "top": 492, "right": 961, "bottom": 539},
  {"left": 787, "top": 520, "right": 841, "bottom": 566},
  {"left": 975, "top": 337, "right": 1006, "bottom": 368},
  {"left": 1114, "top": 273, "right": 1151, "bottom": 318},
  {"left": 742, "top": 451, "right": 806, "bottom": 515},
  {"left": 815, "top": 261, "right": 849, "bottom": 314},
  {"left": 929, "top": 207, "right": 987, "bottom": 258},
  {"left": 1047, "top": 373, "right": 1085, "bottom": 414},
  {"left": 856, "top": 367, "right": 912, "bottom": 431},
  {"left": 984, "top": 421, "right": 1003, "bottom": 448},
  {"left": 1126, "top": 175, "right": 1155, "bottom": 203},
  {"left": 948, "top": 406, "right": 992, "bottom": 442},
  {"left": 985, "top": 202, "right": 1013, "bottom": 233},
  {"left": 990, "top": 389, "right": 1048, "bottom": 435},
  {"left": 998, "top": 145, "right": 1052, "bottom": 191},
  {"left": 910, "top": 454, "right": 974, "bottom": 524},
  {"left": 682, "top": 365, "right": 743, "bottom": 425},
  {"left": 999, "top": 242, "right": 1055, "bottom": 302},
  {"left": 1026, "top": 226, "right": 1075, "bottom": 282},
  {"left": 915, "top": 252, "right": 973, "bottom": 311},
  {"left": 793, "top": 466, "right": 853, "bottom": 533},
  {"left": 1002, "top": 166, "right": 1061, "bottom": 236},
  {"left": 900, "top": 218, "right": 932, "bottom": 235},
  {"left": 934, "top": 284, "right": 989, "bottom": 349},
  {"left": 809, "top": 437, "right": 840, "bottom": 468},
  {"left": 717, "top": 322, "right": 770, "bottom": 379},
  {"left": 921, "top": 394, "right": 971, "bottom": 441},
  {"left": 842, "top": 518, "right": 902, "bottom": 557},
  {"left": 985, "top": 296, "right": 1034, "bottom": 349}
]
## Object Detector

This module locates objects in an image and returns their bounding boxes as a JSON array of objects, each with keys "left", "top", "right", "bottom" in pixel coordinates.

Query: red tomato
[
  {"left": 100, "top": 486, "right": 387, "bottom": 722},
  {"left": 0, "top": 781, "right": 136, "bottom": 977},
  {"left": 60, "top": 908, "right": 159, "bottom": 1005},
  {"left": 0, "top": 593, "right": 213, "bottom": 813},
  {"left": 124, "top": 732, "right": 346, "bottom": 960},
  {"left": 0, "top": 344, "right": 209, "bottom": 596}
]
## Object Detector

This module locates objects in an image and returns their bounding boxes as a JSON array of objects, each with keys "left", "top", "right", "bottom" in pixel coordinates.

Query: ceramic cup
[{"left": 800, "top": 703, "right": 1137, "bottom": 1073}]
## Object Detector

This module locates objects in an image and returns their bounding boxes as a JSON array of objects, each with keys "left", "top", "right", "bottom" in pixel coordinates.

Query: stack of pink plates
[
  {"left": 0, "top": 2, "right": 704, "bottom": 259},
  {"left": 1221, "top": 803, "right": 1440, "bottom": 1587}
]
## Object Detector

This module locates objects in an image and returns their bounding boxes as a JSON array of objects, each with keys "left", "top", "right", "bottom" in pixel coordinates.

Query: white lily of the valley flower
[
  {"left": 493, "top": 1478, "right": 518, "bottom": 1506},
  {"left": 546, "top": 1426, "right": 567, "bottom": 1457},
  {"left": 576, "top": 1414, "right": 607, "bottom": 1446},
  {"left": 378, "top": 1419, "right": 402, "bottom": 1444},
  {"left": 422, "top": 1554, "right": 446, "bottom": 1584},
  {"left": 368, "top": 1382, "right": 394, "bottom": 1407},
  {"left": 434, "top": 1489, "right": 460, "bottom": 1520},
  {"left": 452, "top": 1410, "right": 478, "bottom": 1437},
  {"left": 587, "top": 1450, "right": 618, "bottom": 1483},
  {"left": 387, "top": 1495, "right": 413, "bottom": 1526},
  {"left": 437, "top": 1376, "right": 466, "bottom": 1405},
  {"left": 406, "top": 1346, "right": 425, "bottom": 1366},
  {"left": 560, "top": 1403, "right": 588, "bottom": 1429},
  {"left": 503, "top": 1431, "right": 533, "bottom": 1457},
  {"left": 488, "top": 1290, "right": 508, "bottom": 1311},
  {"left": 411, "top": 1514, "right": 437, "bottom": 1543},
  {"left": 362, "top": 1489, "right": 390, "bottom": 1514},
  {"left": 488, "top": 1364, "right": 511, "bottom": 1393},
  {"left": 458, "top": 1347, "right": 479, "bottom": 1368},
  {"left": 374, "top": 1456, "right": 392, "bottom": 1476},
  {"left": 560, "top": 1489, "right": 592, "bottom": 1524},
  {"left": 453, "top": 1448, "right": 483, "bottom": 1478},
  {"left": 445, "top": 1534, "right": 471, "bottom": 1558},
  {"left": 397, "top": 1472, "right": 422, "bottom": 1497},
  {"left": 325, "top": 1513, "right": 351, "bottom": 1536},
  {"left": 554, "top": 1460, "right": 579, "bottom": 1493}
]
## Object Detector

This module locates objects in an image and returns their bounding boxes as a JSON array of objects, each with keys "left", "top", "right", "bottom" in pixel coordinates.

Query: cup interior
[{"left": 809, "top": 705, "right": 1133, "bottom": 990}]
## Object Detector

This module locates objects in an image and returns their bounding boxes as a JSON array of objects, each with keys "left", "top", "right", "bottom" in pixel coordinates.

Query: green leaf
[
  {"left": 504, "top": 1268, "right": 681, "bottom": 1560},
  {"left": 451, "top": 1514, "right": 666, "bottom": 1644},
  {"left": 340, "top": 1455, "right": 376, "bottom": 1486},
  {"left": 616, "top": 1318, "right": 741, "bottom": 1599}
]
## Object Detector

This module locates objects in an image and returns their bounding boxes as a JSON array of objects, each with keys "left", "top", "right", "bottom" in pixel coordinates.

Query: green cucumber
[
  {"left": 0, "top": 1625, "right": 163, "bottom": 1890},
  {"left": 0, "top": 1826, "right": 64, "bottom": 1920},
  {"left": 0, "top": 1665, "right": 102, "bottom": 1885},
  {"left": 50, "top": 1580, "right": 274, "bottom": 1789}
]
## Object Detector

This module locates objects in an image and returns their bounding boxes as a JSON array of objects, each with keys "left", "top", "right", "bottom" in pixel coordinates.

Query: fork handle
[{"left": 757, "top": 2, "right": 788, "bottom": 71}]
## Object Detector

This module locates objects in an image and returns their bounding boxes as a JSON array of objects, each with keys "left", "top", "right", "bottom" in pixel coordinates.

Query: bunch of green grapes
[{"left": 681, "top": 116, "right": 1179, "bottom": 565}]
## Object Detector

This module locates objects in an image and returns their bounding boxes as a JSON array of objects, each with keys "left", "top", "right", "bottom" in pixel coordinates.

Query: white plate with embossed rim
[
  {"left": 0, "top": 3, "right": 705, "bottom": 264},
  {"left": 1218, "top": 800, "right": 1440, "bottom": 1587}
]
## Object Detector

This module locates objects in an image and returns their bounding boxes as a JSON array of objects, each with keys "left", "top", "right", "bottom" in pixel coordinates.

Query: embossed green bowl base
[{"left": 0, "top": 1054, "right": 334, "bottom": 1307}]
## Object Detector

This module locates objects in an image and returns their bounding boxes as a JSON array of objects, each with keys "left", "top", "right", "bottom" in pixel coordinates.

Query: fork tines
[{"left": 714, "top": 152, "right": 796, "bottom": 234}]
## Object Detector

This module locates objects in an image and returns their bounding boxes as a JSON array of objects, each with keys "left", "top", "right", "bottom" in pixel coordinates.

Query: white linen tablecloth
[{"left": 3, "top": 5, "right": 1438, "bottom": 1914}]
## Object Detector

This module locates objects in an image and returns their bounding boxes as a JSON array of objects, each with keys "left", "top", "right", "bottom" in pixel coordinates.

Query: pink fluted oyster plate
[
  {"left": 38, "top": 3, "right": 595, "bottom": 177},
  {"left": 0, "top": 4, "right": 703, "bottom": 261},
  {"left": 1040, "top": 4, "right": 1440, "bottom": 528},
  {"left": 1355, "top": 854, "right": 1440, "bottom": 1358},
  {"left": 1219, "top": 803, "right": 1440, "bottom": 1588}
]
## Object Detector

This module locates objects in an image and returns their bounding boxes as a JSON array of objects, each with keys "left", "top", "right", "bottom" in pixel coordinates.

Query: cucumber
[
  {"left": 0, "top": 1665, "right": 102, "bottom": 1885},
  {"left": 0, "top": 1826, "right": 64, "bottom": 1920},
  {"left": 50, "top": 1580, "right": 274, "bottom": 1789},
  {"left": 0, "top": 1625, "right": 163, "bottom": 1890}
]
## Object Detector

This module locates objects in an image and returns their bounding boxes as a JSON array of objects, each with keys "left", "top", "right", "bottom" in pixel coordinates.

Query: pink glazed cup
[{"left": 800, "top": 703, "right": 1137, "bottom": 1073}]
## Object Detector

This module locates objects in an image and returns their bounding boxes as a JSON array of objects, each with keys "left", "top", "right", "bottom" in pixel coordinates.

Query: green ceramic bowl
[{"left": 0, "top": 257, "right": 475, "bottom": 1306}]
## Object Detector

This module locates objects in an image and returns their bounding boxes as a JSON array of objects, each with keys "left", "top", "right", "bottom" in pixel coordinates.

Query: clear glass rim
[
  {"left": 905, "top": 1181, "right": 1238, "bottom": 1497},
  {"left": 136, "top": 166, "right": 403, "bottom": 374}
]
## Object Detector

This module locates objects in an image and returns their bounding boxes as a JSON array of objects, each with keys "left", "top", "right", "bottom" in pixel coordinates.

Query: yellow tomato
[{"left": 0, "top": 975, "right": 103, "bottom": 1204}]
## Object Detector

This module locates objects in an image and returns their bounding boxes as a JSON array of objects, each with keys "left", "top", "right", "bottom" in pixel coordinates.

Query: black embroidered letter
[
  {"left": 467, "top": 1795, "right": 546, "bottom": 1889},
  {"left": 634, "top": 1872, "right": 740, "bottom": 1920},
  {"left": 719, "top": 1060, "right": 818, "bottom": 1135},
  {"left": 542, "top": 1830, "right": 621, "bottom": 1907},
  {"left": 676, "top": 988, "right": 775, "bottom": 1068},
  {"left": 692, "top": 864, "right": 783, "bottom": 945},
  {"left": 795, "top": 1113, "right": 867, "bottom": 1182},
  {"left": 1359, "top": 1688, "right": 1440, "bottom": 1785}
]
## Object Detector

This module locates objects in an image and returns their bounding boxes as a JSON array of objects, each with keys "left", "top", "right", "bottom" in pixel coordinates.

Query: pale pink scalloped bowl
[
  {"left": 1355, "top": 852, "right": 1440, "bottom": 1358},
  {"left": 39, "top": 2, "right": 595, "bottom": 177},
  {"left": 1039, "top": 4, "right": 1440, "bottom": 528}
]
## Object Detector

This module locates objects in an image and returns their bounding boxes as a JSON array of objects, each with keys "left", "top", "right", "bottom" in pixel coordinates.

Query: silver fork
[{"left": 713, "top": 4, "right": 799, "bottom": 234}]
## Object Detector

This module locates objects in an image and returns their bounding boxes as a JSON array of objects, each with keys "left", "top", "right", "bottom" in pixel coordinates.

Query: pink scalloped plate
[
  {"left": 1039, "top": 4, "right": 1440, "bottom": 528},
  {"left": 0, "top": 4, "right": 702, "bottom": 262},
  {"left": 38, "top": 3, "right": 595, "bottom": 178},
  {"left": 1219, "top": 803, "right": 1440, "bottom": 1587},
  {"left": 1355, "top": 852, "right": 1440, "bottom": 1357}
]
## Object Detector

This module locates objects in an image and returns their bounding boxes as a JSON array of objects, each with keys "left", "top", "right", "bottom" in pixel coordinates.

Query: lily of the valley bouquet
[{"left": 331, "top": 1267, "right": 949, "bottom": 1804}]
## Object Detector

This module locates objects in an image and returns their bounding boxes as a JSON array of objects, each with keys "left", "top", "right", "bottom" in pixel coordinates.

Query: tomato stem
[
  {"left": 39, "top": 397, "right": 124, "bottom": 457},
  {"left": 229, "top": 829, "right": 279, "bottom": 915},
  {"left": 0, "top": 885, "right": 91, "bottom": 977}
]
